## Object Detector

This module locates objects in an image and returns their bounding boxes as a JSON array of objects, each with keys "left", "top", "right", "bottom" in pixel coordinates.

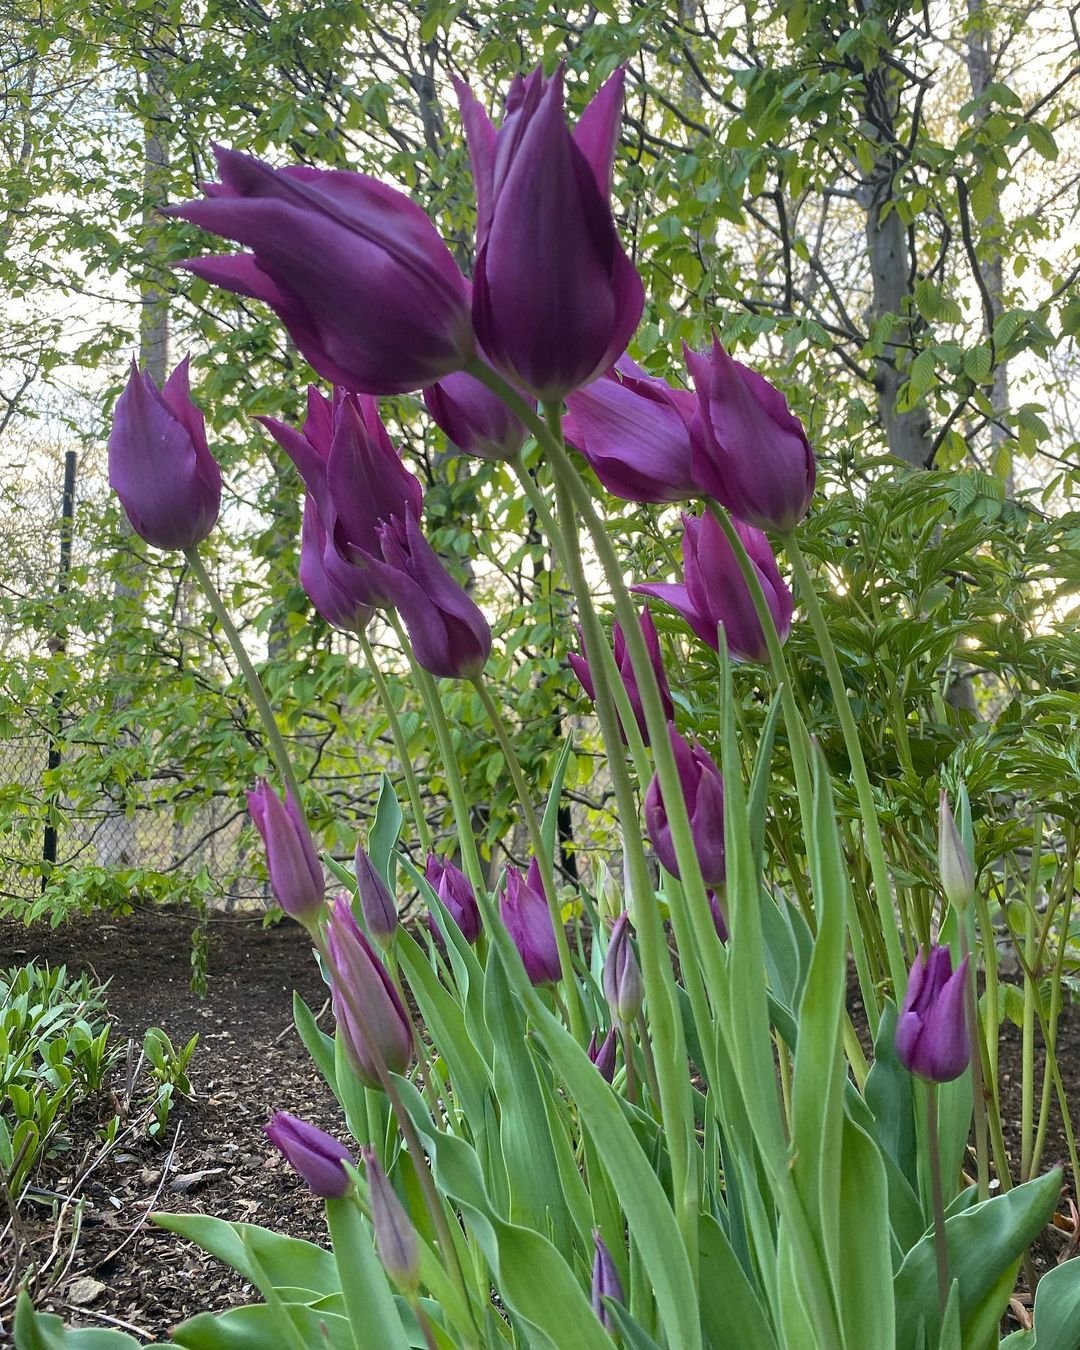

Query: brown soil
[{"left": 1, "top": 907, "right": 1077, "bottom": 1344}]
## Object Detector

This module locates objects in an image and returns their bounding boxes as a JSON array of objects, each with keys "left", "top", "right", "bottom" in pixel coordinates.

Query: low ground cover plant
[{"left": 15, "top": 59, "right": 1080, "bottom": 1350}]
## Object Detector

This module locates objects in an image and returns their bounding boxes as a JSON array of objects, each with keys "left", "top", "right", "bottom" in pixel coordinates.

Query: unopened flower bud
[
  {"left": 938, "top": 790, "right": 975, "bottom": 912},
  {"left": 602, "top": 914, "right": 642, "bottom": 1025},
  {"left": 896, "top": 945, "right": 970, "bottom": 1083},
  {"left": 587, "top": 1027, "right": 618, "bottom": 1084},
  {"left": 264, "top": 1112, "right": 353, "bottom": 1198},
  {"left": 591, "top": 1230, "right": 625, "bottom": 1332},
  {"left": 361, "top": 1147, "right": 420, "bottom": 1294},
  {"left": 355, "top": 845, "right": 398, "bottom": 946},
  {"left": 247, "top": 780, "right": 324, "bottom": 922}
]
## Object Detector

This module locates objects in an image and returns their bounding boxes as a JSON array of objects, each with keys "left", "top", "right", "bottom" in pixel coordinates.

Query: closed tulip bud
[
  {"left": 500, "top": 866, "right": 562, "bottom": 986},
  {"left": 360, "top": 1148, "right": 420, "bottom": 1294},
  {"left": 635, "top": 511, "right": 793, "bottom": 663},
  {"left": 708, "top": 889, "right": 729, "bottom": 944},
  {"left": 326, "top": 896, "right": 413, "bottom": 1089},
  {"left": 564, "top": 356, "right": 698, "bottom": 502},
  {"left": 264, "top": 1112, "right": 354, "bottom": 1198},
  {"left": 170, "top": 148, "right": 474, "bottom": 395},
  {"left": 602, "top": 914, "right": 642, "bottom": 1025},
  {"left": 424, "top": 367, "right": 530, "bottom": 461},
  {"left": 587, "top": 1026, "right": 618, "bottom": 1083},
  {"left": 362, "top": 511, "right": 492, "bottom": 680},
  {"left": 591, "top": 1231, "right": 625, "bottom": 1332},
  {"left": 247, "top": 780, "right": 324, "bottom": 922},
  {"left": 685, "top": 336, "right": 816, "bottom": 533},
  {"left": 895, "top": 945, "right": 970, "bottom": 1083},
  {"left": 424, "top": 853, "right": 483, "bottom": 943},
  {"left": 939, "top": 790, "right": 975, "bottom": 912},
  {"left": 645, "top": 726, "right": 726, "bottom": 889},
  {"left": 568, "top": 606, "right": 674, "bottom": 745},
  {"left": 299, "top": 497, "right": 374, "bottom": 633},
  {"left": 355, "top": 845, "right": 398, "bottom": 946},
  {"left": 595, "top": 860, "right": 621, "bottom": 923},
  {"left": 458, "top": 66, "right": 643, "bottom": 401},
  {"left": 108, "top": 357, "right": 221, "bottom": 551}
]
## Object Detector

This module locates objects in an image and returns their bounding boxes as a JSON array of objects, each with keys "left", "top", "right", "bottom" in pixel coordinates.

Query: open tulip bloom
[{"left": 57, "top": 49, "right": 1078, "bottom": 1350}]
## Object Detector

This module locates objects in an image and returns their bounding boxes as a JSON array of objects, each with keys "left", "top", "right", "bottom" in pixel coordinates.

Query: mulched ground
[{"left": 1, "top": 905, "right": 1078, "bottom": 1344}]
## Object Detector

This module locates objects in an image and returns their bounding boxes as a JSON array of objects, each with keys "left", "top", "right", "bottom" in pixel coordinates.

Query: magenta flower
[
  {"left": 645, "top": 725, "right": 726, "bottom": 888},
  {"left": 325, "top": 896, "right": 413, "bottom": 1089},
  {"left": 895, "top": 946, "right": 970, "bottom": 1083},
  {"left": 247, "top": 780, "right": 324, "bottom": 923},
  {"left": 108, "top": 358, "right": 221, "bottom": 551},
  {"left": 635, "top": 511, "right": 793, "bottom": 663},
  {"left": 567, "top": 606, "right": 674, "bottom": 744},
  {"left": 587, "top": 1027, "right": 618, "bottom": 1083},
  {"left": 423, "top": 366, "right": 529, "bottom": 461},
  {"left": 424, "top": 853, "right": 483, "bottom": 943},
  {"left": 170, "top": 147, "right": 474, "bottom": 394},
  {"left": 602, "top": 914, "right": 643, "bottom": 1025},
  {"left": 264, "top": 1112, "right": 354, "bottom": 1199},
  {"left": 685, "top": 337, "right": 815, "bottom": 532},
  {"left": 260, "top": 385, "right": 423, "bottom": 611},
  {"left": 457, "top": 66, "right": 644, "bottom": 401},
  {"left": 500, "top": 865, "right": 562, "bottom": 986},
  {"left": 564, "top": 356, "right": 697, "bottom": 502},
  {"left": 361, "top": 511, "right": 492, "bottom": 680}
]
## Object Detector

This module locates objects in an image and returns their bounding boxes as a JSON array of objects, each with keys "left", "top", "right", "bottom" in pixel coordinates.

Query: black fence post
[{"left": 42, "top": 449, "right": 77, "bottom": 891}]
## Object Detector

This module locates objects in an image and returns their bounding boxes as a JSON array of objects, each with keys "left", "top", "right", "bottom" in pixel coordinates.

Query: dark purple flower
[
  {"left": 685, "top": 336, "right": 815, "bottom": 533},
  {"left": 264, "top": 1112, "right": 353, "bottom": 1198},
  {"left": 602, "top": 914, "right": 642, "bottom": 1025},
  {"left": 591, "top": 1231, "right": 625, "bottom": 1331},
  {"left": 170, "top": 148, "right": 474, "bottom": 394},
  {"left": 635, "top": 511, "right": 793, "bottom": 663},
  {"left": 247, "top": 780, "right": 324, "bottom": 922},
  {"left": 361, "top": 511, "right": 492, "bottom": 680},
  {"left": 360, "top": 1147, "right": 420, "bottom": 1292},
  {"left": 568, "top": 606, "right": 674, "bottom": 744},
  {"left": 895, "top": 945, "right": 970, "bottom": 1083},
  {"left": 500, "top": 865, "right": 562, "bottom": 986},
  {"left": 298, "top": 497, "right": 374, "bottom": 632},
  {"left": 564, "top": 356, "right": 697, "bottom": 502},
  {"left": 325, "top": 896, "right": 413, "bottom": 1089},
  {"left": 457, "top": 67, "right": 644, "bottom": 401},
  {"left": 355, "top": 845, "right": 398, "bottom": 946},
  {"left": 424, "top": 853, "right": 483, "bottom": 943},
  {"left": 260, "top": 385, "right": 423, "bottom": 611},
  {"left": 708, "top": 890, "right": 729, "bottom": 944},
  {"left": 423, "top": 367, "right": 529, "bottom": 461},
  {"left": 108, "top": 357, "right": 221, "bottom": 551},
  {"left": 587, "top": 1027, "right": 618, "bottom": 1083},
  {"left": 645, "top": 725, "right": 726, "bottom": 888}
]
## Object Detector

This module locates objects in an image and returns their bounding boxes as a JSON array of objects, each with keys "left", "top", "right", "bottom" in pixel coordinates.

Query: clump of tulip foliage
[{"left": 20, "top": 62, "right": 1080, "bottom": 1350}]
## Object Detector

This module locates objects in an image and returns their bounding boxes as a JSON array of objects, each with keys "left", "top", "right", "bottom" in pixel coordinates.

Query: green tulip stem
[
  {"left": 635, "top": 1008, "right": 662, "bottom": 1109},
  {"left": 620, "top": 1022, "right": 638, "bottom": 1105},
  {"left": 780, "top": 530, "right": 908, "bottom": 1000},
  {"left": 385, "top": 611, "right": 486, "bottom": 895},
  {"left": 958, "top": 924, "right": 992, "bottom": 1201},
  {"left": 358, "top": 631, "right": 432, "bottom": 853},
  {"left": 926, "top": 1082, "right": 951, "bottom": 1324},
  {"left": 470, "top": 675, "right": 586, "bottom": 1042},
  {"left": 184, "top": 546, "right": 304, "bottom": 808},
  {"left": 410, "top": 1294, "right": 440, "bottom": 1350}
]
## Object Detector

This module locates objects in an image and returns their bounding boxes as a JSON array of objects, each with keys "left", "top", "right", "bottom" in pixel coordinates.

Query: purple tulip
[
  {"left": 635, "top": 512, "right": 793, "bottom": 663},
  {"left": 325, "top": 896, "right": 413, "bottom": 1089},
  {"left": 457, "top": 66, "right": 644, "bottom": 401},
  {"left": 360, "top": 510, "right": 492, "bottom": 680},
  {"left": 708, "top": 889, "right": 729, "bottom": 944},
  {"left": 425, "top": 853, "right": 483, "bottom": 943},
  {"left": 299, "top": 497, "right": 374, "bottom": 632},
  {"left": 108, "top": 357, "right": 221, "bottom": 551},
  {"left": 564, "top": 356, "right": 697, "bottom": 502},
  {"left": 602, "top": 913, "right": 643, "bottom": 1025},
  {"left": 591, "top": 1231, "right": 625, "bottom": 1331},
  {"left": 568, "top": 606, "right": 674, "bottom": 744},
  {"left": 355, "top": 845, "right": 398, "bottom": 946},
  {"left": 587, "top": 1027, "right": 618, "bottom": 1083},
  {"left": 895, "top": 945, "right": 971, "bottom": 1083},
  {"left": 685, "top": 336, "right": 816, "bottom": 533},
  {"left": 360, "top": 1147, "right": 420, "bottom": 1293},
  {"left": 500, "top": 865, "right": 562, "bottom": 986},
  {"left": 170, "top": 147, "right": 474, "bottom": 395},
  {"left": 423, "top": 367, "right": 529, "bottom": 461},
  {"left": 645, "top": 725, "right": 726, "bottom": 888},
  {"left": 264, "top": 1112, "right": 354, "bottom": 1198},
  {"left": 247, "top": 780, "right": 324, "bottom": 922},
  {"left": 261, "top": 386, "right": 423, "bottom": 611}
]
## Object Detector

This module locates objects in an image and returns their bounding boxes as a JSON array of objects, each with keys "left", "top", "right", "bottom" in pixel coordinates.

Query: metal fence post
[{"left": 42, "top": 449, "right": 77, "bottom": 890}]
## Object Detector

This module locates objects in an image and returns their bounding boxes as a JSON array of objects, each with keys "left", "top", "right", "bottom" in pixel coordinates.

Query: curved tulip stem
[
  {"left": 184, "top": 546, "right": 304, "bottom": 808},
  {"left": 357, "top": 631, "right": 432, "bottom": 853},
  {"left": 781, "top": 530, "right": 908, "bottom": 1000},
  {"left": 470, "top": 675, "right": 586, "bottom": 1043},
  {"left": 926, "top": 1083, "right": 951, "bottom": 1323}
]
